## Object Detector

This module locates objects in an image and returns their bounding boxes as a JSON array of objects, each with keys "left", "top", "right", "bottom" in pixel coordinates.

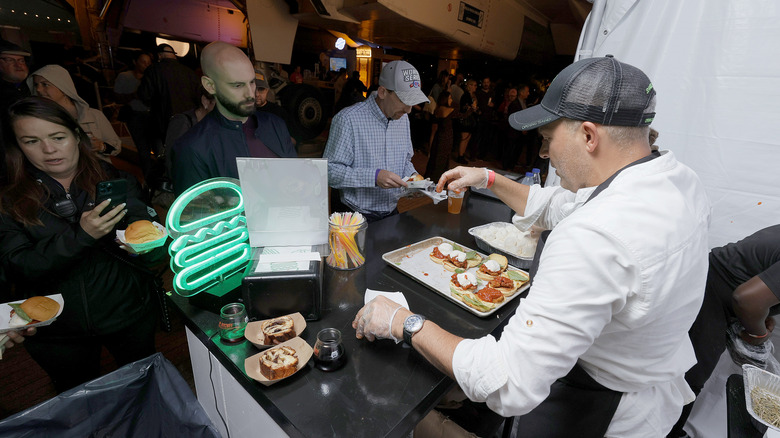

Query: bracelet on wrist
[
  {"left": 747, "top": 331, "right": 770, "bottom": 339},
  {"left": 486, "top": 169, "right": 496, "bottom": 188}
]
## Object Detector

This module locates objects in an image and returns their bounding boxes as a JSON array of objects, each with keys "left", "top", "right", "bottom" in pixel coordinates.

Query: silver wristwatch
[{"left": 403, "top": 314, "right": 427, "bottom": 346}]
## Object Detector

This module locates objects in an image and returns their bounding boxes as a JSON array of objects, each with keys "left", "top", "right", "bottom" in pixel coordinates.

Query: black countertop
[
  {"left": 169, "top": 192, "right": 520, "bottom": 438},
  {"left": 727, "top": 374, "right": 765, "bottom": 438}
]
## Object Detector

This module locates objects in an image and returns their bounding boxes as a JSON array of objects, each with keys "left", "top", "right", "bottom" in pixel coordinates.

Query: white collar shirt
[
  {"left": 452, "top": 151, "right": 711, "bottom": 436},
  {"left": 323, "top": 92, "right": 417, "bottom": 216}
]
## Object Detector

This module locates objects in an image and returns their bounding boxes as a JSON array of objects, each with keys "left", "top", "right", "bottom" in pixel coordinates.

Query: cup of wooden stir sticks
[{"left": 326, "top": 212, "right": 367, "bottom": 270}]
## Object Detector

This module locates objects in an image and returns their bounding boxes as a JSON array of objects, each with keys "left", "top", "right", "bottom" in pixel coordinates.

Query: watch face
[{"left": 405, "top": 314, "right": 425, "bottom": 332}]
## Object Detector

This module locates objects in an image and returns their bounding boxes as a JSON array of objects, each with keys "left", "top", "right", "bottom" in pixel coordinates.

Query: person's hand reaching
[
  {"left": 376, "top": 170, "right": 408, "bottom": 189},
  {"left": 353, "top": 296, "right": 407, "bottom": 343},
  {"left": 436, "top": 167, "right": 490, "bottom": 193}
]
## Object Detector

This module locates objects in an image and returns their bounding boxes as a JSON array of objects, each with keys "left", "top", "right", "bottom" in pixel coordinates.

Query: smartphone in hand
[{"left": 95, "top": 179, "right": 128, "bottom": 216}]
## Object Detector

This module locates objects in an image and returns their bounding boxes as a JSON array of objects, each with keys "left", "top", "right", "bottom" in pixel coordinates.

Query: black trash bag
[{"left": 0, "top": 353, "right": 219, "bottom": 438}]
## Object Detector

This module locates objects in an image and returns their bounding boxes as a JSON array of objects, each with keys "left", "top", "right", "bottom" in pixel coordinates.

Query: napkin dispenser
[{"left": 241, "top": 250, "right": 323, "bottom": 321}]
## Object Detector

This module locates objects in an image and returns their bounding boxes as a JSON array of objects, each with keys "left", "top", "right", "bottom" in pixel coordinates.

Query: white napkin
[
  {"left": 364, "top": 289, "right": 409, "bottom": 309},
  {"left": 364, "top": 289, "right": 410, "bottom": 345}
]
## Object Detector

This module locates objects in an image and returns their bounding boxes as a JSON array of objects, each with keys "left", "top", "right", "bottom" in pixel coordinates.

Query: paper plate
[
  {"left": 244, "top": 337, "right": 313, "bottom": 386},
  {"left": 0, "top": 294, "right": 65, "bottom": 334},
  {"left": 117, "top": 221, "right": 168, "bottom": 252},
  {"left": 245, "top": 312, "right": 307, "bottom": 349},
  {"left": 406, "top": 179, "right": 433, "bottom": 190}
]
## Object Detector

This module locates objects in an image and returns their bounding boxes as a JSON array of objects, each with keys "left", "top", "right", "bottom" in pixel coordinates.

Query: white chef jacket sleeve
[
  {"left": 452, "top": 219, "right": 636, "bottom": 417},
  {"left": 512, "top": 185, "right": 595, "bottom": 231}
]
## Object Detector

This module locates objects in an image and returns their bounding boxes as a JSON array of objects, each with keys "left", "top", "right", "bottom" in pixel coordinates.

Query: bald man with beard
[{"left": 171, "top": 41, "right": 296, "bottom": 195}]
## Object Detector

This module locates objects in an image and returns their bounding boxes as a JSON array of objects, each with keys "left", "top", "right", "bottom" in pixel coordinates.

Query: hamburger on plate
[
  {"left": 8, "top": 296, "right": 60, "bottom": 328},
  {"left": 124, "top": 220, "right": 164, "bottom": 244}
]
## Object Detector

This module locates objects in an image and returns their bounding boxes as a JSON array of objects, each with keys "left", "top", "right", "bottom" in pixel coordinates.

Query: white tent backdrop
[
  {"left": 575, "top": 0, "right": 780, "bottom": 249},
  {"left": 574, "top": 1, "right": 780, "bottom": 436}
]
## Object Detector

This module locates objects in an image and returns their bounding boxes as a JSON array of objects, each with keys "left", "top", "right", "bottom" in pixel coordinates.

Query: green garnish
[
  {"left": 462, "top": 293, "right": 491, "bottom": 312},
  {"left": 9, "top": 303, "right": 31, "bottom": 322},
  {"left": 450, "top": 286, "right": 491, "bottom": 312},
  {"left": 452, "top": 244, "right": 463, "bottom": 252},
  {"left": 507, "top": 271, "right": 529, "bottom": 281},
  {"left": 465, "top": 250, "right": 477, "bottom": 260},
  {"left": 455, "top": 268, "right": 465, "bottom": 274}
]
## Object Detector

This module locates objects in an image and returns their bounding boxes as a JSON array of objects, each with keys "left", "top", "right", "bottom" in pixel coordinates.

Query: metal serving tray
[
  {"left": 382, "top": 237, "right": 530, "bottom": 317},
  {"left": 468, "top": 222, "right": 537, "bottom": 270}
]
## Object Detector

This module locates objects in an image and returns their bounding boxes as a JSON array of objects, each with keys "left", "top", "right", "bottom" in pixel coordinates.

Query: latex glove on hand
[
  {"left": 353, "top": 296, "right": 406, "bottom": 342},
  {"left": 739, "top": 316, "right": 775, "bottom": 346},
  {"left": 436, "top": 167, "right": 490, "bottom": 192},
  {"left": 726, "top": 320, "right": 776, "bottom": 369}
]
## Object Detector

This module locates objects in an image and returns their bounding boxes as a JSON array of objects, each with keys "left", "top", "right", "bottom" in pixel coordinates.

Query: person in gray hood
[{"left": 28, "top": 64, "right": 121, "bottom": 162}]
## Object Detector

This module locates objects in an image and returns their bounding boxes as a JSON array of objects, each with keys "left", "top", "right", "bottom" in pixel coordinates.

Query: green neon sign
[{"left": 166, "top": 178, "right": 251, "bottom": 298}]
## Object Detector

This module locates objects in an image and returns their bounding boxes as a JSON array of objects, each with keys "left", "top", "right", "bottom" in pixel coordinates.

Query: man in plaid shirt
[{"left": 324, "top": 61, "right": 429, "bottom": 222}]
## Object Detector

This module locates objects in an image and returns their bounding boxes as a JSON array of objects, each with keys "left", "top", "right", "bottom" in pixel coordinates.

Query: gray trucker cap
[{"left": 509, "top": 55, "right": 656, "bottom": 131}]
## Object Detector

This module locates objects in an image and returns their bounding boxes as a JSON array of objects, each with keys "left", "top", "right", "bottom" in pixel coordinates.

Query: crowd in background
[{"left": 0, "top": 35, "right": 552, "bottom": 397}]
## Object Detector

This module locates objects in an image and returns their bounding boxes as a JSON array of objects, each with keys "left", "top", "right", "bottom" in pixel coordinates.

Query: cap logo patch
[
  {"left": 409, "top": 81, "right": 420, "bottom": 89},
  {"left": 402, "top": 68, "right": 420, "bottom": 84}
]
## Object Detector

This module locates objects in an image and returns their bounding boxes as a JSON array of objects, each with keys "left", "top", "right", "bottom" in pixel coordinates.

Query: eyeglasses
[{"left": 0, "top": 56, "right": 26, "bottom": 66}]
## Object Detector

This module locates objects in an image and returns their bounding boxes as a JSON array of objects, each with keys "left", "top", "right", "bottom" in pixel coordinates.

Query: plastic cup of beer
[{"left": 447, "top": 189, "right": 465, "bottom": 214}]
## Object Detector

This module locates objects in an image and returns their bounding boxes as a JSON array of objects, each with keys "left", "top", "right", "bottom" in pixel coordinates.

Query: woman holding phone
[{"left": 0, "top": 97, "right": 162, "bottom": 393}]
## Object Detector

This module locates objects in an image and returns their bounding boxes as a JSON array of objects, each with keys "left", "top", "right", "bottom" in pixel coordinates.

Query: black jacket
[
  {"left": 171, "top": 109, "right": 297, "bottom": 195},
  {"left": 0, "top": 165, "right": 163, "bottom": 339},
  {"left": 137, "top": 58, "right": 201, "bottom": 140}
]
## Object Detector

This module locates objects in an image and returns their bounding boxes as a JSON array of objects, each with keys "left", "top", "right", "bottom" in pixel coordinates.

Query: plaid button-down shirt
[{"left": 324, "top": 92, "right": 417, "bottom": 216}]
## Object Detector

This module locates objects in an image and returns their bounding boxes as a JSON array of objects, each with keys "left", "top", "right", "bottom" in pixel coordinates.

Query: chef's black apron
[{"left": 515, "top": 151, "right": 660, "bottom": 438}]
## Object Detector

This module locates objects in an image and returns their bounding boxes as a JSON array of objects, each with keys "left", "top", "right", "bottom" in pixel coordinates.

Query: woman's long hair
[
  {"left": 436, "top": 91, "right": 452, "bottom": 108},
  {"left": 2, "top": 97, "right": 107, "bottom": 226}
]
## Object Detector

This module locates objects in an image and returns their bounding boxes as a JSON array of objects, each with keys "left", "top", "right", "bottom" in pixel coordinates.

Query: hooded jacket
[
  {"left": 27, "top": 65, "right": 121, "bottom": 156},
  {"left": 0, "top": 164, "right": 162, "bottom": 339}
]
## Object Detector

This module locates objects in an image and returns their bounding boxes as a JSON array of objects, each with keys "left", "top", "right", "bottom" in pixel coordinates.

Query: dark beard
[{"left": 216, "top": 93, "right": 255, "bottom": 117}]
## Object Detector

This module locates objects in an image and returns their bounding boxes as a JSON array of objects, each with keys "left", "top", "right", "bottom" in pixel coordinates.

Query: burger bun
[
  {"left": 124, "top": 220, "right": 163, "bottom": 244},
  {"left": 21, "top": 296, "right": 60, "bottom": 322}
]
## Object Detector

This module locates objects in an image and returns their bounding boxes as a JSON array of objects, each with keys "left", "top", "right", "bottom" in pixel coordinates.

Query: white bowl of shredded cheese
[{"left": 468, "top": 222, "right": 540, "bottom": 270}]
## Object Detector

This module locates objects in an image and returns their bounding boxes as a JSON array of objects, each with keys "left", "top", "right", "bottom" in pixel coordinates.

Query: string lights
[{"left": 4, "top": 7, "right": 73, "bottom": 23}]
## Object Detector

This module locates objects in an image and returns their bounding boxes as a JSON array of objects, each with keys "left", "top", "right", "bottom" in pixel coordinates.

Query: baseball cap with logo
[
  {"left": 509, "top": 55, "right": 656, "bottom": 131},
  {"left": 378, "top": 60, "right": 428, "bottom": 106},
  {"left": 255, "top": 71, "right": 269, "bottom": 89}
]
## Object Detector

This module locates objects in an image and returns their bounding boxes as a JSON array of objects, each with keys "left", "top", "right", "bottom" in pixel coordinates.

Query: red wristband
[
  {"left": 486, "top": 170, "right": 496, "bottom": 188},
  {"left": 747, "top": 331, "right": 770, "bottom": 339}
]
